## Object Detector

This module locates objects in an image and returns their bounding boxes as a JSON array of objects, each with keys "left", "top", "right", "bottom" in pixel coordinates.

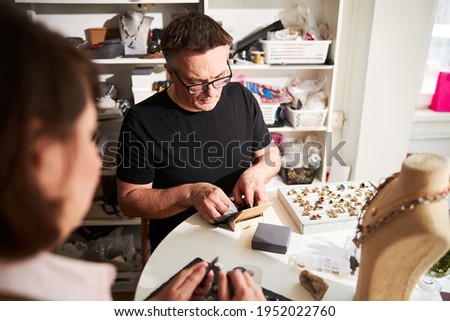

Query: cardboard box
[
  {"left": 132, "top": 86, "right": 156, "bottom": 104},
  {"left": 132, "top": 67, "right": 155, "bottom": 87},
  {"left": 86, "top": 28, "right": 121, "bottom": 45},
  {"left": 86, "top": 28, "right": 107, "bottom": 45}
]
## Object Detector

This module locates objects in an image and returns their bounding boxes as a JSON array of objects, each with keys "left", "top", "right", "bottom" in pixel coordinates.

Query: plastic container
[
  {"left": 259, "top": 103, "right": 279, "bottom": 124},
  {"left": 286, "top": 106, "right": 328, "bottom": 128},
  {"left": 288, "top": 252, "right": 351, "bottom": 277},
  {"left": 279, "top": 167, "right": 316, "bottom": 185},
  {"left": 260, "top": 40, "right": 331, "bottom": 65}
]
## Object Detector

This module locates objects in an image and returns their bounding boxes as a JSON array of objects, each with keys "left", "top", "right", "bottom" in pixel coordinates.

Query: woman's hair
[
  {"left": 161, "top": 11, "right": 233, "bottom": 67},
  {"left": 0, "top": 4, "right": 99, "bottom": 258}
]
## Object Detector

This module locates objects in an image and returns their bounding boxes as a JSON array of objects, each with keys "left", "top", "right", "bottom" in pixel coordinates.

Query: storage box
[
  {"left": 280, "top": 167, "right": 316, "bottom": 185},
  {"left": 278, "top": 181, "right": 375, "bottom": 234},
  {"left": 286, "top": 106, "right": 328, "bottom": 128},
  {"left": 132, "top": 86, "right": 156, "bottom": 104},
  {"left": 131, "top": 67, "right": 155, "bottom": 87},
  {"left": 86, "top": 28, "right": 107, "bottom": 45},
  {"left": 252, "top": 222, "right": 292, "bottom": 254},
  {"left": 260, "top": 40, "right": 331, "bottom": 65},
  {"left": 86, "top": 28, "right": 121, "bottom": 45},
  {"left": 259, "top": 102, "right": 279, "bottom": 124}
]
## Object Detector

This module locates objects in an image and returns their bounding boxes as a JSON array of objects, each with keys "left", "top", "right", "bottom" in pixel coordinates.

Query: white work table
[{"left": 134, "top": 190, "right": 447, "bottom": 301}]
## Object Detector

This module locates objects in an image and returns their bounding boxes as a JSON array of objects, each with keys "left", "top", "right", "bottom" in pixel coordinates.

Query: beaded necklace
[
  {"left": 350, "top": 173, "right": 450, "bottom": 273},
  {"left": 120, "top": 13, "right": 146, "bottom": 49}
]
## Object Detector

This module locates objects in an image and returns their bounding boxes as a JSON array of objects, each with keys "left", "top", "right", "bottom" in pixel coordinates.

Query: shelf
[
  {"left": 265, "top": 174, "right": 322, "bottom": 192},
  {"left": 92, "top": 58, "right": 333, "bottom": 70},
  {"left": 413, "top": 108, "right": 450, "bottom": 122},
  {"left": 84, "top": 204, "right": 141, "bottom": 226},
  {"left": 409, "top": 108, "right": 450, "bottom": 142},
  {"left": 84, "top": 217, "right": 141, "bottom": 226},
  {"left": 231, "top": 64, "right": 334, "bottom": 71},
  {"left": 16, "top": 0, "right": 199, "bottom": 4},
  {"left": 268, "top": 126, "right": 328, "bottom": 133},
  {"left": 93, "top": 58, "right": 166, "bottom": 65}
]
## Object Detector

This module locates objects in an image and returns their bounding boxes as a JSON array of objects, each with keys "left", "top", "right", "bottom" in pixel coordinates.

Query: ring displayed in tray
[{"left": 278, "top": 181, "right": 375, "bottom": 234}]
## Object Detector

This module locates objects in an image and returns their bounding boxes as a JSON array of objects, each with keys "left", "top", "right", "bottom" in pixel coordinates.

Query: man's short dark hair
[{"left": 161, "top": 12, "right": 233, "bottom": 66}]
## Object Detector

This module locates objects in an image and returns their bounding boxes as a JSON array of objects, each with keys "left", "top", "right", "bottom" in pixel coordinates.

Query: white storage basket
[
  {"left": 286, "top": 107, "right": 328, "bottom": 128},
  {"left": 259, "top": 103, "right": 279, "bottom": 125},
  {"left": 261, "top": 40, "right": 331, "bottom": 65}
]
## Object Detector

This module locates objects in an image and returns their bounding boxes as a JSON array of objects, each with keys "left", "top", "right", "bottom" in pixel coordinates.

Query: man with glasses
[{"left": 117, "top": 12, "right": 281, "bottom": 252}]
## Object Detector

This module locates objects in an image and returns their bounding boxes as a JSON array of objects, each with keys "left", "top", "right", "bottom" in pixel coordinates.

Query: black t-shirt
[{"left": 117, "top": 82, "right": 271, "bottom": 249}]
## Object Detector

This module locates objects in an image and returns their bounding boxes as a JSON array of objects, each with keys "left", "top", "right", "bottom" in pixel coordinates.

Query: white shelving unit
[
  {"left": 204, "top": 0, "right": 344, "bottom": 183},
  {"left": 15, "top": 0, "right": 200, "bottom": 99},
  {"left": 14, "top": 0, "right": 201, "bottom": 227},
  {"left": 15, "top": 0, "right": 345, "bottom": 190}
]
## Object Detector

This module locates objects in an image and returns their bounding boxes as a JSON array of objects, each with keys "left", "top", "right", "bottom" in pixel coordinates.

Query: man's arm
[
  {"left": 117, "top": 179, "right": 235, "bottom": 224},
  {"left": 232, "top": 141, "right": 281, "bottom": 207}
]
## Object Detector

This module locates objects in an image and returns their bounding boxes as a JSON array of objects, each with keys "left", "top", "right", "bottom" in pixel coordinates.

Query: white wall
[
  {"left": 338, "top": 0, "right": 437, "bottom": 183},
  {"left": 331, "top": 0, "right": 374, "bottom": 174}
]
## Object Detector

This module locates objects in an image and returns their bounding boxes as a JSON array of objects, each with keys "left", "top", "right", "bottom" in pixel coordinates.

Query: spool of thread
[{"left": 252, "top": 51, "right": 264, "bottom": 64}]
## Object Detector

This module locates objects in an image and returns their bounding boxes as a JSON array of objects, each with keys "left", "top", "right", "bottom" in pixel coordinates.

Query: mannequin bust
[
  {"left": 354, "top": 153, "right": 450, "bottom": 300},
  {"left": 119, "top": 11, "right": 153, "bottom": 56}
]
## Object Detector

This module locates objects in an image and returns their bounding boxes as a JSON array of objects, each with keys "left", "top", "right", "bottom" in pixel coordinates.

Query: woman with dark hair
[
  {"left": 0, "top": 4, "right": 265, "bottom": 301},
  {"left": 0, "top": 4, "right": 212, "bottom": 301}
]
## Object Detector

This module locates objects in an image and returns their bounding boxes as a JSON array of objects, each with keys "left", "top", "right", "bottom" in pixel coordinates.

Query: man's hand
[
  {"left": 232, "top": 167, "right": 268, "bottom": 207},
  {"left": 232, "top": 143, "right": 280, "bottom": 207},
  {"left": 190, "top": 183, "right": 235, "bottom": 223},
  {"left": 147, "top": 261, "right": 214, "bottom": 301}
]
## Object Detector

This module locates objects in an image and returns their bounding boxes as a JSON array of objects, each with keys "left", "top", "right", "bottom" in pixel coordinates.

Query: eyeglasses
[{"left": 173, "top": 61, "right": 232, "bottom": 95}]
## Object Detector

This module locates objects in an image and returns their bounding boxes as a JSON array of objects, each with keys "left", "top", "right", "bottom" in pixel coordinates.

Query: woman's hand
[
  {"left": 217, "top": 268, "right": 267, "bottom": 301},
  {"left": 148, "top": 261, "right": 214, "bottom": 301}
]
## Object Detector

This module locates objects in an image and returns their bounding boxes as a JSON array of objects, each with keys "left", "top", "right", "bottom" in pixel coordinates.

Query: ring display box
[
  {"left": 229, "top": 203, "right": 273, "bottom": 231},
  {"left": 252, "top": 222, "right": 292, "bottom": 254},
  {"left": 278, "top": 181, "right": 375, "bottom": 234},
  {"left": 215, "top": 203, "right": 273, "bottom": 231}
]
